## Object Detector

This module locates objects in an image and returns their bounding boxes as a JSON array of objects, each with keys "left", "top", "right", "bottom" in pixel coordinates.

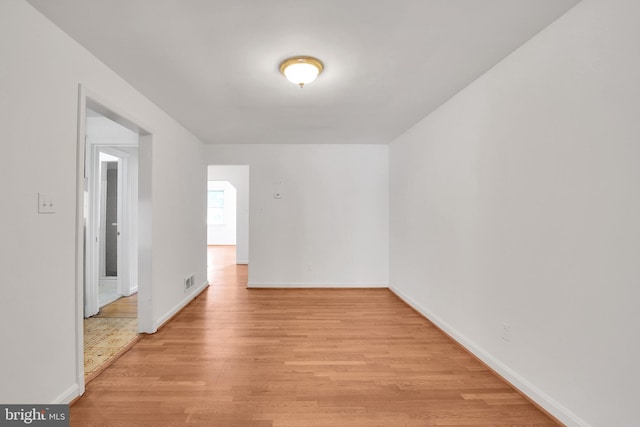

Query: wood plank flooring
[
  {"left": 71, "top": 246, "right": 560, "bottom": 426},
  {"left": 94, "top": 293, "right": 138, "bottom": 318}
]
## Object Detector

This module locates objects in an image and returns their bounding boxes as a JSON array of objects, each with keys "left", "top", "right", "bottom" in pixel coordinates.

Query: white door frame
[
  {"left": 83, "top": 143, "right": 101, "bottom": 317},
  {"left": 75, "top": 85, "right": 154, "bottom": 395},
  {"left": 207, "top": 165, "right": 250, "bottom": 265},
  {"left": 85, "top": 146, "right": 133, "bottom": 317}
]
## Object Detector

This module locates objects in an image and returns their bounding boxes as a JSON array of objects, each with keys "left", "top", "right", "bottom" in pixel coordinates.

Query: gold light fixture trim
[{"left": 279, "top": 56, "right": 324, "bottom": 88}]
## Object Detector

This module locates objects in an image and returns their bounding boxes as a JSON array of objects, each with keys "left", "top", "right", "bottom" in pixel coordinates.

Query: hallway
[{"left": 71, "top": 246, "right": 558, "bottom": 426}]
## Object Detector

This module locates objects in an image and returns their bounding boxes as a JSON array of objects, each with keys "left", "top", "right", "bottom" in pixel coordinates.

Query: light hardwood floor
[
  {"left": 94, "top": 293, "right": 138, "bottom": 318},
  {"left": 71, "top": 246, "right": 560, "bottom": 426}
]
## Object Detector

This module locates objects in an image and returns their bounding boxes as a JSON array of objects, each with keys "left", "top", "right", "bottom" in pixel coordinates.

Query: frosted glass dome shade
[{"left": 280, "top": 57, "right": 324, "bottom": 88}]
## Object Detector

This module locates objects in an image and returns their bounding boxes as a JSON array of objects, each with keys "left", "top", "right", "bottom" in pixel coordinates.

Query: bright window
[{"left": 207, "top": 190, "right": 225, "bottom": 224}]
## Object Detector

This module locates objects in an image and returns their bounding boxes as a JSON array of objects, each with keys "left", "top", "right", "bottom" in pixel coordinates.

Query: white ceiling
[{"left": 27, "top": 0, "right": 580, "bottom": 145}]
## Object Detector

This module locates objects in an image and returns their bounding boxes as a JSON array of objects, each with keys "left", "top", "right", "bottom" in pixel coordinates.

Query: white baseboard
[
  {"left": 388, "top": 285, "right": 590, "bottom": 427},
  {"left": 248, "top": 282, "right": 388, "bottom": 288},
  {"left": 123, "top": 286, "right": 138, "bottom": 297},
  {"left": 236, "top": 260, "right": 248, "bottom": 265},
  {"left": 154, "top": 281, "right": 209, "bottom": 330},
  {"left": 53, "top": 383, "right": 81, "bottom": 404}
]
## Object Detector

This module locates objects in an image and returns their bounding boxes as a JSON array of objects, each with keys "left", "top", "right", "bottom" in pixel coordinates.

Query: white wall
[
  {"left": 204, "top": 145, "right": 389, "bottom": 287},
  {"left": 0, "top": 0, "right": 206, "bottom": 404},
  {"left": 208, "top": 165, "right": 250, "bottom": 263},
  {"left": 207, "top": 180, "right": 237, "bottom": 245},
  {"left": 86, "top": 114, "right": 139, "bottom": 146},
  {"left": 389, "top": 1, "right": 640, "bottom": 426}
]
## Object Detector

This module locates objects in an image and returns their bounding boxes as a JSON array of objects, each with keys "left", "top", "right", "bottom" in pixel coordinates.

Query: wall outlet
[{"left": 502, "top": 323, "right": 511, "bottom": 342}]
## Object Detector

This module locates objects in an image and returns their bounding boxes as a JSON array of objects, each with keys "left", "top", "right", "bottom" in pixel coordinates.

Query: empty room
[{"left": 1, "top": 1, "right": 638, "bottom": 426}]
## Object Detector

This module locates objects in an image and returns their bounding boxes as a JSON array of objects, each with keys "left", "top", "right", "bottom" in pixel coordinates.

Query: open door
[
  {"left": 97, "top": 151, "right": 127, "bottom": 308},
  {"left": 101, "top": 155, "right": 121, "bottom": 303}
]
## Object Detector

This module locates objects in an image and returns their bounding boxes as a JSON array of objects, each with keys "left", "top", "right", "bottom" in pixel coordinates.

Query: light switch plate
[{"left": 38, "top": 193, "right": 55, "bottom": 214}]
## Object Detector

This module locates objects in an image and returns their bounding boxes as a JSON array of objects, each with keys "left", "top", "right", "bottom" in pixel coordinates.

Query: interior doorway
[
  {"left": 99, "top": 153, "right": 119, "bottom": 307},
  {"left": 84, "top": 112, "right": 139, "bottom": 317},
  {"left": 207, "top": 165, "right": 250, "bottom": 273},
  {"left": 75, "top": 88, "right": 154, "bottom": 395},
  {"left": 83, "top": 107, "right": 140, "bottom": 380}
]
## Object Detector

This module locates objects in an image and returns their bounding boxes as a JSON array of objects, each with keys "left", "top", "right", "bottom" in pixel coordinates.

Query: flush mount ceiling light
[{"left": 279, "top": 56, "right": 324, "bottom": 88}]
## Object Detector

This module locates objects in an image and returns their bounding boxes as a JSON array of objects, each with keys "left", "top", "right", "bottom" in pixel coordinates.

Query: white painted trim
[
  {"left": 116, "top": 155, "right": 124, "bottom": 295},
  {"left": 84, "top": 143, "right": 101, "bottom": 318},
  {"left": 388, "top": 285, "right": 591, "bottom": 427},
  {"left": 123, "top": 286, "right": 138, "bottom": 297},
  {"left": 154, "top": 282, "right": 209, "bottom": 330},
  {"left": 52, "top": 384, "right": 81, "bottom": 404},
  {"left": 137, "top": 133, "right": 154, "bottom": 333},
  {"left": 236, "top": 260, "right": 249, "bottom": 265},
  {"left": 248, "top": 282, "right": 388, "bottom": 288},
  {"left": 74, "top": 85, "right": 88, "bottom": 399}
]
